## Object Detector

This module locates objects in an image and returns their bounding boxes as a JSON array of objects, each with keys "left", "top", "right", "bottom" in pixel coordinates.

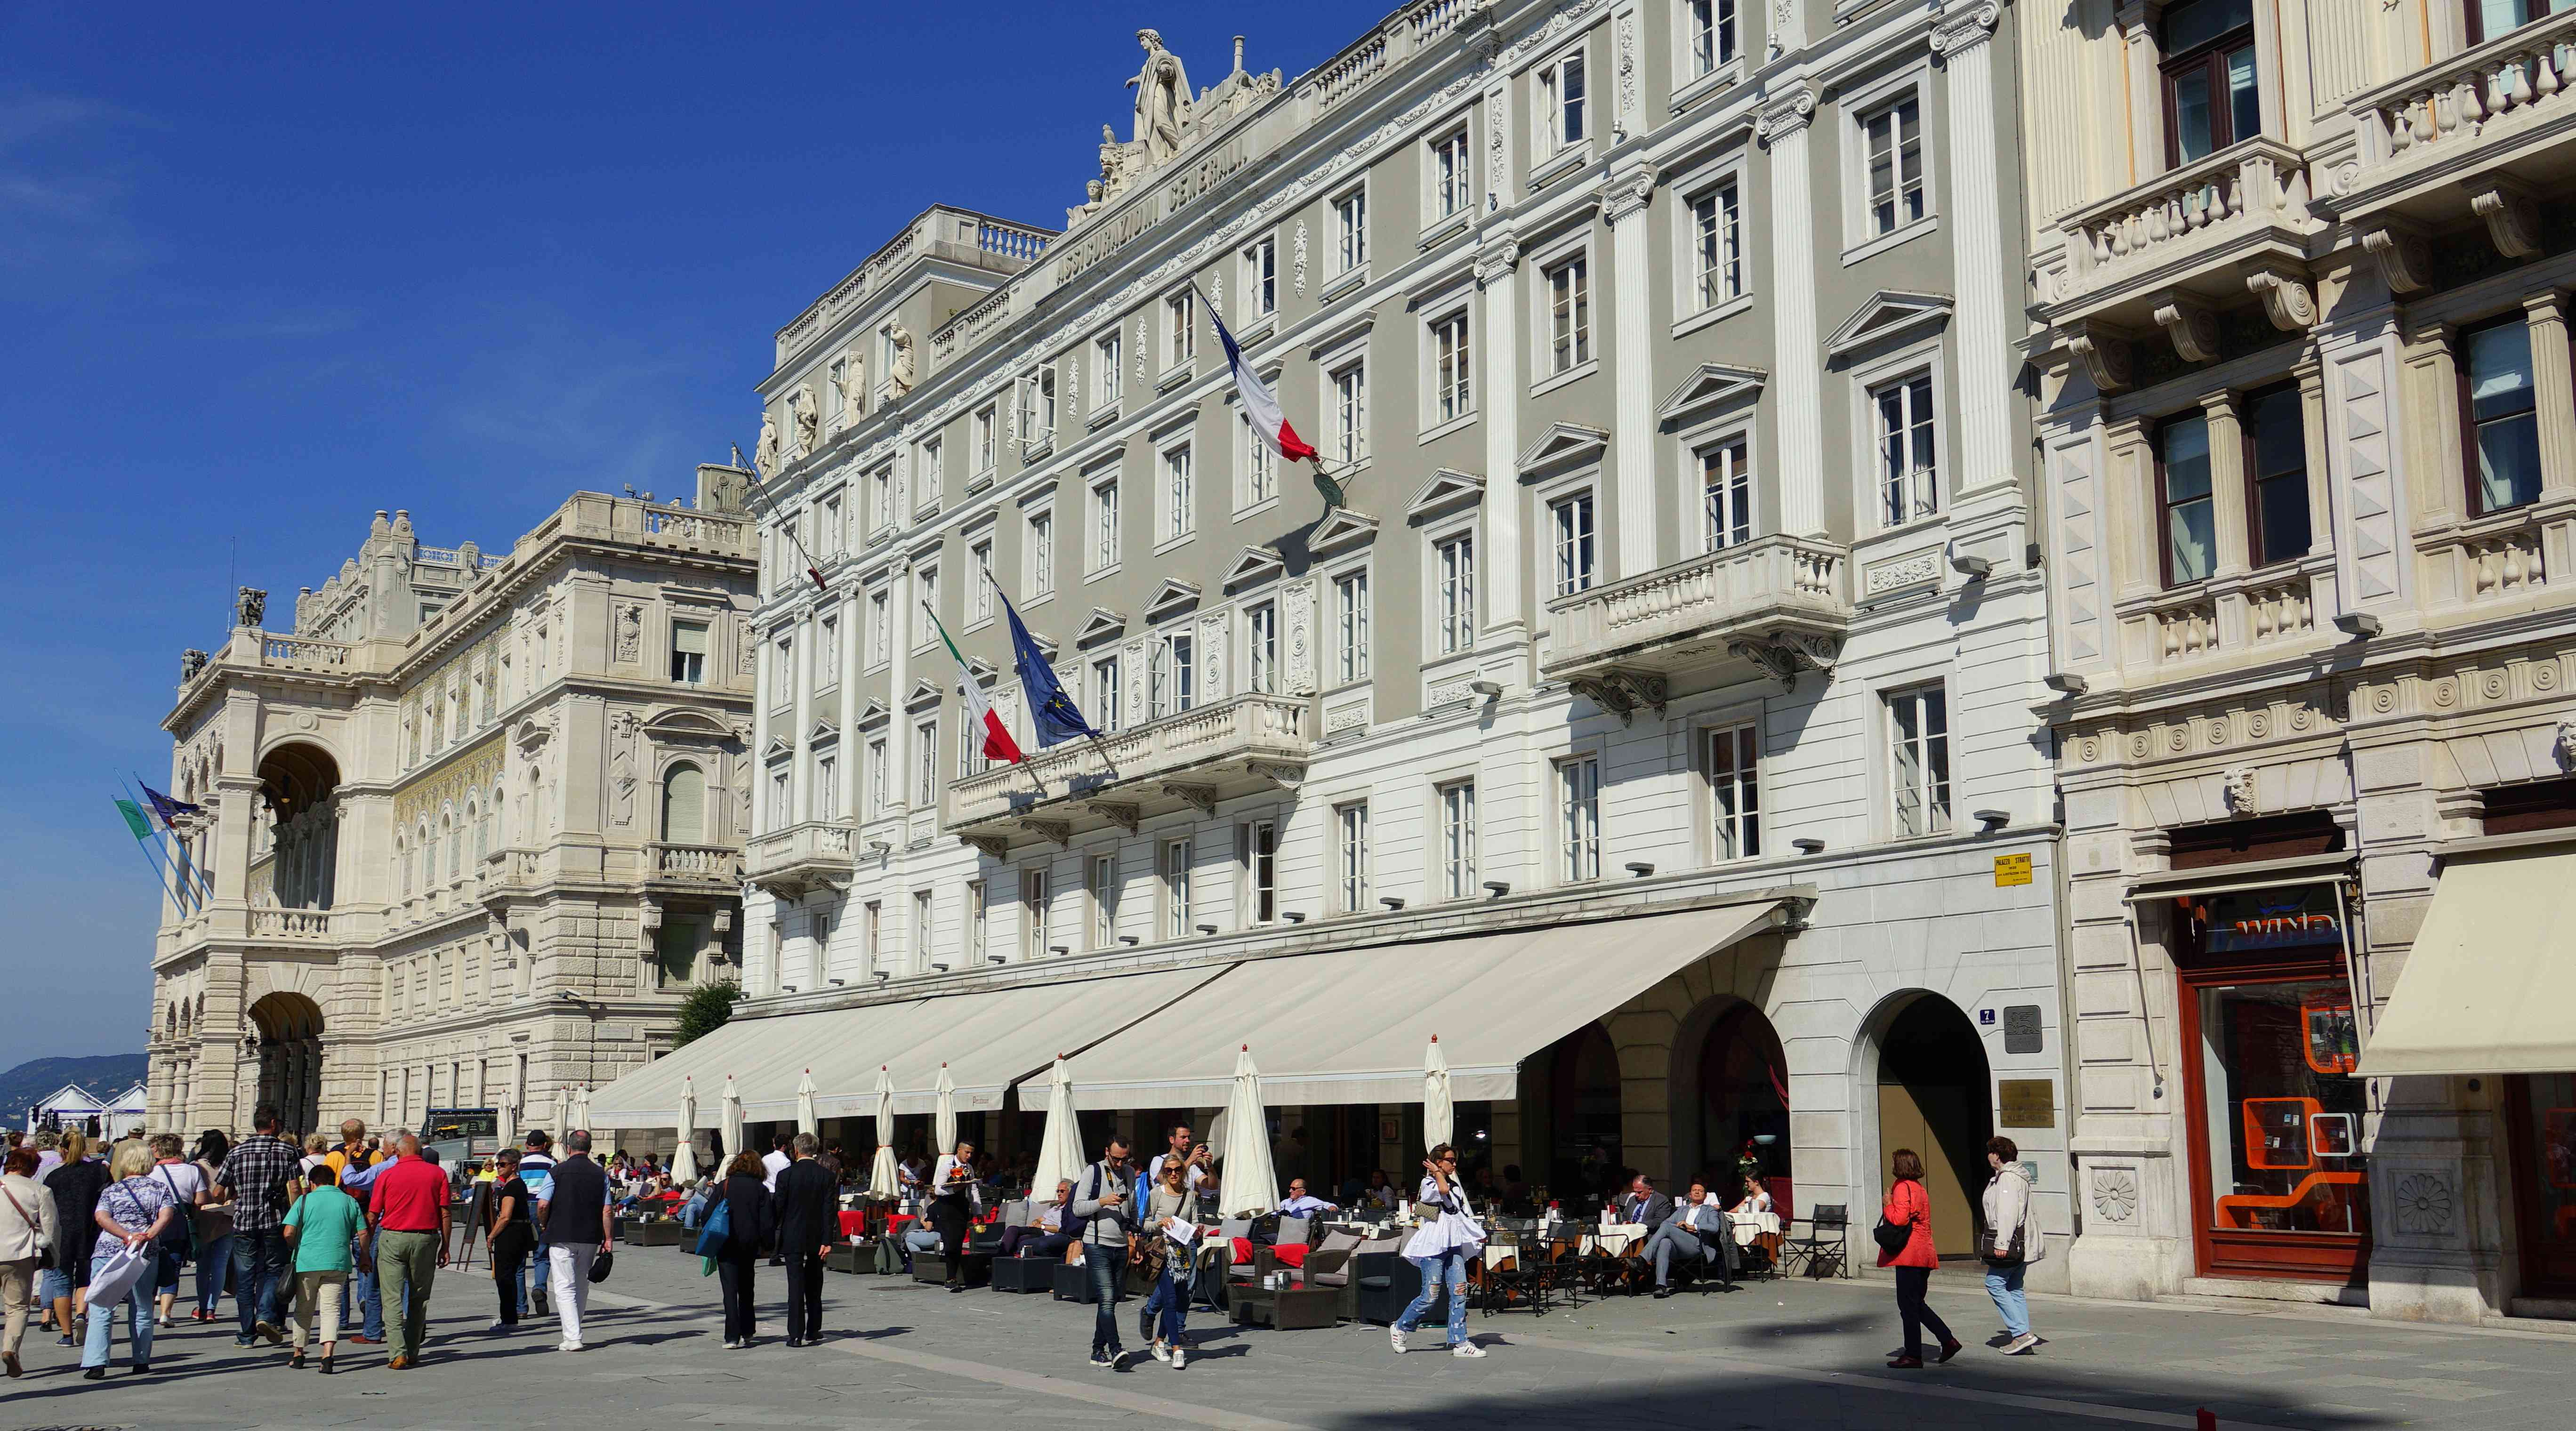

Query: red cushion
[{"left": 1229, "top": 1237, "right": 1307, "bottom": 1267}]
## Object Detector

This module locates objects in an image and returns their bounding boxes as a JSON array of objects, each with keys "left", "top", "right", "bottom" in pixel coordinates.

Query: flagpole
[
  {"left": 923, "top": 595, "right": 1050, "bottom": 802},
  {"left": 113, "top": 790, "right": 190, "bottom": 917},
  {"left": 132, "top": 772, "right": 215, "bottom": 904},
  {"left": 733, "top": 440, "right": 833, "bottom": 595},
  {"left": 1194, "top": 280, "right": 1346, "bottom": 517},
  {"left": 127, "top": 777, "right": 209, "bottom": 911}
]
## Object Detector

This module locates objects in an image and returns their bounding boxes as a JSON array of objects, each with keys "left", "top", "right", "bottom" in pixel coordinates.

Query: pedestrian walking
[
  {"left": 366, "top": 1134, "right": 452, "bottom": 1370},
  {"left": 1139, "top": 1155, "right": 1197, "bottom": 1369},
  {"left": 1069, "top": 1134, "right": 1135, "bottom": 1369},
  {"left": 773, "top": 1132, "right": 837, "bottom": 1346},
  {"left": 43, "top": 1128, "right": 108, "bottom": 1352},
  {"left": 1878, "top": 1148, "right": 1961, "bottom": 1368},
  {"left": 143, "top": 1135, "right": 202, "bottom": 1330},
  {"left": 484, "top": 1149, "right": 534, "bottom": 1334},
  {"left": 81, "top": 1139, "right": 177, "bottom": 1379},
  {"left": 516, "top": 1131, "right": 556, "bottom": 1317},
  {"left": 536, "top": 1130, "right": 612, "bottom": 1352},
  {"left": 185, "top": 1131, "right": 233, "bottom": 1325},
  {"left": 1981, "top": 1136, "right": 2044, "bottom": 1356},
  {"left": 926, "top": 1138, "right": 981, "bottom": 1293},
  {"left": 211, "top": 1104, "right": 300, "bottom": 1348},
  {"left": 281, "top": 1162, "right": 364, "bottom": 1373},
  {"left": 710, "top": 1150, "right": 775, "bottom": 1349},
  {"left": 1, "top": 1144, "right": 59, "bottom": 1379},
  {"left": 323, "top": 1122, "right": 384, "bottom": 1345},
  {"left": 1390, "top": 1143, "right": 1487, "bottom": 1358}
]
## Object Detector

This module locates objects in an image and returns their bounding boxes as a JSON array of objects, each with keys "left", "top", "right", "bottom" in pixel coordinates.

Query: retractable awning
[
  {"left": 2357, "top": 843, "right": 2576, "bottom": 1077},
  {"left": 1026, "top": 897, "right": 1792, "bottom": 1111},
  {"left": 585, "top": 1012, "right": 792, "bottom": 1128}
]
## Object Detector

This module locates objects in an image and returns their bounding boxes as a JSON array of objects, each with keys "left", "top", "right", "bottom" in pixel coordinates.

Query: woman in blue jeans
[
  {"left": 1390, "top": 1144, "right": 1487, "bottom": 1358},
  {"left": 1139, "top": 1157, "right": 1197, "bottom": 1368},
  {"left": 1980, "top": 1138, "right": 2043, "bottom": 1356}
]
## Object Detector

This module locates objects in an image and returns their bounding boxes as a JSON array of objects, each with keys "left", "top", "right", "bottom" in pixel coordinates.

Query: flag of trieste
[
  {"left": 1214, "top": 307, "right": 1316, "bottom": 463},
  {"left": 925, "top": 603, "right": 1025, "bottom": 764}
]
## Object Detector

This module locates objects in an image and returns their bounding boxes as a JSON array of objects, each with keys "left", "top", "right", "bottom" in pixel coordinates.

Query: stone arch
[
  {"left": 258, "top": 740, "right": 343, "bottom": 909},
  {"left": 1851, "top": 989, "right": 1995, "bottom": 1257},
  {"left": 1670, "top": 994, "right": 1794, "bottom": 1202},
  {"left": 247, "top": 990, "right": 326, "bottom": 1135},
  {"left": 661, "top": 760, "right": 708, "bottom": 843}
]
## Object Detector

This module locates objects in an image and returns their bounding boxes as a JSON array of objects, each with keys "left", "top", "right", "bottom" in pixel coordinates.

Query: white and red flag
[{"left": 1213, "top": 305, "right": 1317, "bottom": 465}]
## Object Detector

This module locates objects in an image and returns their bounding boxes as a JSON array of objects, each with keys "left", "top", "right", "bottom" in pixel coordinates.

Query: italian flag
[{"left": 925, "top": 601, "right": 1025, "bottom": 764}]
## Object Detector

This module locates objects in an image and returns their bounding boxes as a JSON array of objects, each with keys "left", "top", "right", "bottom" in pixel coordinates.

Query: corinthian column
[
  {"left": 1606, "top": 164, "right": 1661, "bottom": 578},
  {"left": 1933, "top": 4, "right": 2012, "bottom": 496},
  {"left": 1760, "top": 82, "right": 1825, "bottom": 535}
]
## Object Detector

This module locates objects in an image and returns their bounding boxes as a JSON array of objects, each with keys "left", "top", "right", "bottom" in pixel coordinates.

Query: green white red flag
[{"left": 924, "top": 601, "right": 1024, "bottom": 764}]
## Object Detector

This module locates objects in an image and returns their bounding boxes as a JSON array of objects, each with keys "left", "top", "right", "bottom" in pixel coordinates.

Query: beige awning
[
  {"left": 1025, "top": 897, "right": 1793, "bottom": 1111},
  {"left": 2357, "top": 845, "right": 2576, "bottom": 1077}
]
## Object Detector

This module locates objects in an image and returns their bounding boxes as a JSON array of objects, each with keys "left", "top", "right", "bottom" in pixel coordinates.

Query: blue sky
[{"left": 0, "top": 2, "right": 1397, "bottom": 1061}]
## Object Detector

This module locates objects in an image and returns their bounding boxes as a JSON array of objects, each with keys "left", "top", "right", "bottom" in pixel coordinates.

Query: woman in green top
[{"left": 282, "top": 1163, "right": 367, "bottom": 1373}]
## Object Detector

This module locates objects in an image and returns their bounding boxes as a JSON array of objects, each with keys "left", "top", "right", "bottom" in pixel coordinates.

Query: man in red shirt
[{"left": 367, "top": 1135, "right": 452, "bottom": 1369}]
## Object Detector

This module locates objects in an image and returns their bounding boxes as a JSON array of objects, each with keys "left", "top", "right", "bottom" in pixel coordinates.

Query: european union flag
[
  {"left": 999, "top": 590, "right": 1101, "bottom": 749},
  {"left": 140, "top": 784, "right": 205, "bottom": 827}
]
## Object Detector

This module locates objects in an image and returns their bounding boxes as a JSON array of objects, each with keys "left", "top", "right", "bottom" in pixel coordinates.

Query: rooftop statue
[{"left": 1129, "top": 29, "right": 1194, "bottom": 164}]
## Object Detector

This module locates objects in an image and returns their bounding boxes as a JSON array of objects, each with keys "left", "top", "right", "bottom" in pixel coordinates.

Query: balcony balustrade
[
  {"left": 944, "top": 691, "right": 1312, "bottom": 851},
  {"left": 744, "top": 820, "right": 856, "bottom": 898},
  {"left": 249, "top": 907, "right": 334, "bottom": 941},
  {"left": 2040, "top": 139, "right": 2314, "bottom": 344},
  {"left": 2324, "top": 14, "right": 2576, "bottom": 252},
  {"left": 649, "top": 842, "right": 742, "bottom": 889},
  {"left": 1540, "top": 536, "right": 1852, "bottom": 715}
]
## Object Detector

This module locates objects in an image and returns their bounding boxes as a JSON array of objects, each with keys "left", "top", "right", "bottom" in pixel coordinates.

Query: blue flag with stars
[{"left": 998, "top": 589, "right": 1101, "bottom": 748}]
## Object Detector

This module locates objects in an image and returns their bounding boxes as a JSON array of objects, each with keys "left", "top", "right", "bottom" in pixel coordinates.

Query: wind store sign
[{"left": 1053, "top": 134, "right": 1251, "bottom": 283}]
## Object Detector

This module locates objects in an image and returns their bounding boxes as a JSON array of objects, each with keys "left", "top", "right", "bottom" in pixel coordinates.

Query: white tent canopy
[{"left": 1029, "top": 901, "right": 1787, "bottom": 1110}]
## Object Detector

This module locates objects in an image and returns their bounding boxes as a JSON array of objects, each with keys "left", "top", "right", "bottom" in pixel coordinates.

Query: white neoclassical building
[
  {"left": 147, "top": 476, "right": 760, "bottom": 1144},
  {"left": 597, "top": 0, "right": 2075, "bottom": 1275}
]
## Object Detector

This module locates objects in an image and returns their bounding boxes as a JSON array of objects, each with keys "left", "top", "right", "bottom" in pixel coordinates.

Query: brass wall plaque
[{"left": 1997, "top": 1078, "right": 2056, "bottom": 1128}]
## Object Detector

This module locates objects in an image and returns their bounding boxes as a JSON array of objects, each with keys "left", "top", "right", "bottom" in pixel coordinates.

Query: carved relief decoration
[
  {"left": 1281, "top": 579, "right": 1317, "bottom": 695},
  {"left": 2392, "top": 1170, "right": 2455, "bottom": 1237},
  {"left": 2333, "top": 343, "right": 2403, "bottom": 603},
  {"left": 2091, "top": 1168, "right": 2139, "bottom": 1223},
  {"left": 613, "top": 603, "right": 644, "bottom": 665},
  {"left": 609, "top": 710, "right": 639, "bottom": 827},
  {"left": 2052, "top": 432, "right": 2104, "bottom": 663},
  {"left": 2222, "top": 764, "right": 2256, "bottom": 815}
]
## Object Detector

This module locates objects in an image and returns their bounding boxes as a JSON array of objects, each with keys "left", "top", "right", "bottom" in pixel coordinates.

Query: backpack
[{"left": 152, "top": 1167, "right": 194, "bottom": 1256}]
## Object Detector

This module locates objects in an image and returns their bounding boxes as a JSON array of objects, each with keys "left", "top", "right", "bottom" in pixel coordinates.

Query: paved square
[{"left": 7, "top": 1247, "right": 2575, "bottom": 1430}]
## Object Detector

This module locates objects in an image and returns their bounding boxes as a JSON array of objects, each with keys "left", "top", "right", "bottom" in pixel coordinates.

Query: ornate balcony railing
[
  {"left": 2342, "top": 16, "right": 2576, "bottom": 187},
  {"left": 2044, "top": 138, "right": 2313, "bottom": 324},
  {"left": 743, "top": 821, "right": 855, "bottom": 898},
  {"left": 945, "top": 691, "right": 1312, "bottom": 850},
  {"left": 249, "top": 908, "right": 334, "bottom": 940},
  {"left": 258, "top": 635, "right": 355, "bottom": 671},
  {"left": 650, "top": 842, "right": 742, "bottom": 886},
  {"left": 1540, "top": 537, "right": 1852, "bottom": 709},
  {"left": 1305, "top": 0, "right": 1482, "bottom": 114}
]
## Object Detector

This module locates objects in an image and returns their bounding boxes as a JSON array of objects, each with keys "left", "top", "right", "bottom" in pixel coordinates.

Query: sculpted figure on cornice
[
  {"left": 791, "top": 382, "right": 820, "bottom": 456},
  {"left": 754, "top": 414, "right": 782, "bottom": 478},
  {"left": 1130, "top": 29, "right": 1194, "bottom": 164},
  {"left": 236, "top": 587, "right": 267, "bottom": 629},
  {"left": 831, "top": 351, "right": 864, "bottom": 419},
  {"left": 886, "top": 324, "right": 918, "bottom": 395}
]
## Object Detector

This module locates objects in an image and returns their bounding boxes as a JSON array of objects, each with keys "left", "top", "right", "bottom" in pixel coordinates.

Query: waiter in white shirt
[
  {"left": 926, "top": 1140, "right": 982, "bottom": 1293},
  {"left": 761, "top": 1131, "right": 794, "bottom": 1265},
  {"left": 1643, "top": 1178, "right": 1733, "bottom": 1296}
]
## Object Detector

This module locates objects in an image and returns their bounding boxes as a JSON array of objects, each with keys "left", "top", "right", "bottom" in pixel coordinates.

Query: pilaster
[
  {"left": 1932, "top": 3, "right": 2012, "bottom": 497},
  {"left": 1759, "top": 81, "right": 1825, "bottom": 536},
  {"left": 2526, "top": 290, "right": 2576, "bottom": 496},
  {"left": 887, "top": 558, "right": 916, "bottom": 815},
  {"left": 1605, "top": 163, "right": 1660, "bottom": 578},
  {"left": 791, "top": 610, "right": 817, "bottom": 824}
]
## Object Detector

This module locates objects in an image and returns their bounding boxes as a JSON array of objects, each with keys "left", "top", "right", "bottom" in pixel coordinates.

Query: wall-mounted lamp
[
  {"left": 870, "top": 970, "right": 890, "bottom": 981},
  {"left": 2043, "top": 672, "right": 2088, "bottom": 696},
  {"left": 1118, "top": 935, "right": 1141, "bottom": 946},
  {"left": 780, "top": 984, "right": 799, "bottom": 993},
  {"left": 1624, "top": 861, "right": 1656, "bottom": 877},
  {"left": 987, "top": 955, "right": 1008, "bottom": 965},
  {"left": 1791, "top": 837, "right": 1826, "bottom": 854},
  {"left": 930, "top": 962, "right": 950, "bottom": 973},
  {"left": 1972, "top": 808, "right": 2012, "bottom": 830},
  {"left": 1281, "top": 911, "right": 1306, "bottom": 924},
  {"left": 1468, "top": 679, "right": 1503, "bottom": 699},
  {"left": 1194, "top": 922, "right": 1218, "bottom": 935},
  {"left": 1050, "top": 943, "right": 1072, "bottom": 955},
  {"left": 2334, "top": 611, "right": 2382, "bottom": 639},
  {"left": 1379, "top": 896, "right": 1407, "bottom": 910},
  {"left": 1948, "top": 552, "right": 1993, "bottom": 580},
  {"left": 868, "top": 839, "right": 893, "bottom": 854},
  {"left": 1481, "top": 880, "right": 1511, "bottom": 897},
  {"left": 828, "top": 978, "right": 846, "bottom": 986}
]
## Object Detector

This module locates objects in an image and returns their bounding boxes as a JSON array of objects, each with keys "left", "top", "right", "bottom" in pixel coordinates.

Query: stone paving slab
[{"left": 6, "top": 1245, "right": 2574, "bottom": 1430}]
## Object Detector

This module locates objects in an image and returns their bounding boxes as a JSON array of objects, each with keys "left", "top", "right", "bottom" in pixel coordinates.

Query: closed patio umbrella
[
  {"left": 719, "top": 1074, "right": 745, "bottom": 1162},
  {"left": 796, "top": 1068, "right": 819, "bottom": 1138},
  {"left": 865, "top": 1066, "right": 900, "bottom": 1200},
  {"left": 1217, "top": 1045, "right": 1278, "bottom": 1217},
  {"left": 1030, "top": 1057, "right": 1083, "bottom": 1203},
  {"left": 671, "top": 1076, "right": 700, "bottom": 1185},
  {"left": 499, "top": 1061, "right": 523, "bottom": 1148},
  {"left": 553, "top": 1084, "right": 573, "bottom": 1142},
  {"left": 570, "top": 1083, "right": 591, "bottom": 1135},
  {"left": 1423, "top": 1035, "right": 1454, "bottom": 1153},
  {"left": 933, "top": 1064, "right": 958, "bottom": 1156}
]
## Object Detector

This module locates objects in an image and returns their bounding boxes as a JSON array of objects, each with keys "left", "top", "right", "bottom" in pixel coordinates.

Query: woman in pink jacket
[{"left": 1877, "top": 1149, "right": 1960, "bottom": 1368}]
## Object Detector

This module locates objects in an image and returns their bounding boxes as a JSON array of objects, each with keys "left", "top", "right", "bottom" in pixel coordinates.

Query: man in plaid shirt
[{"left": 213, "top": 1103, "right": 300, "bottom": 1347}]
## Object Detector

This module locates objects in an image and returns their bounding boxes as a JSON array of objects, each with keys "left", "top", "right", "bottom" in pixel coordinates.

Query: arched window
[
  {"left": 472, "top": 799, "right": 488, "bottom": 860},
  {"left": 447, "top": 814, "right": 462, "bottom": 882},
  {"left": 662, "top": 763, "right": 706, "bottom": 843},
  {"left": 397, "top": 837, "right": 411, "bottom": 896},
  {"left": 419, "top": 823, "right": 435, "bottom": 887}
]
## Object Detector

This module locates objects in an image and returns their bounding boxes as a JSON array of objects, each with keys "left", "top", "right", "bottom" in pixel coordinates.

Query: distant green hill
[{"left": 1, "top": 1053, "right": 150, "bottom": 1120}]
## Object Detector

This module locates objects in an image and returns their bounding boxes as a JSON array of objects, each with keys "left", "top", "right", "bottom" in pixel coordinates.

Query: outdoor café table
[
  {"left": 1580, "top": 1223, "right": 1650, "bottom": 1295},
  {"left": 1727, "top": 1209, "right": 1782, "bottom": 1245}
]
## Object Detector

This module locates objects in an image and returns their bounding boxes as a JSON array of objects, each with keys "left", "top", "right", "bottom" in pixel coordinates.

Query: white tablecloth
[
  {"left": 1726, "top": 1210, "right": 1781, "bottom": 1246},
  {"left": 1583, "top": 1222, "right": 1649, "bottom": 1256}
]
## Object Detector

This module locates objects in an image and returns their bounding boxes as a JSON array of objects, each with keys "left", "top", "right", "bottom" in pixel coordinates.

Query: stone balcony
[
  {"left": 647, "top": 841, "right": 742, "bottom": 892},
  {"left": 2316, "top": 13, "right": 2576, "bottom": 272},
  {"left": 248, "top": 907, "right": 337, "bottom": 941},
  {"left": 744, "top": 820, "right": 856, "bottom": 898},
  {"left": 1540, "top": 536, "right": 1853, "bottom": 715},
  {"left": 2036, "top": 137, "right": 2316, "bottom": 367},
  {"left": 943, "top": 691, "right": 1312, "bottom": 852}
]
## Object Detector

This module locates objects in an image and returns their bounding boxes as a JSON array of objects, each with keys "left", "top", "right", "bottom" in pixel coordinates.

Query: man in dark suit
[
  {"left": 1618, "top": 1174, "right": 1675, "bottom": 1230},
  {"left": 773, "top": 1132, "right": 841, "bottom": 1347}
]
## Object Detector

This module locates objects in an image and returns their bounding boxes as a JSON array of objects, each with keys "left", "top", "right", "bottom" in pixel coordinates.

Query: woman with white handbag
[{"left": 81, "top": 1140, "right": 178, "bottom": 1380}]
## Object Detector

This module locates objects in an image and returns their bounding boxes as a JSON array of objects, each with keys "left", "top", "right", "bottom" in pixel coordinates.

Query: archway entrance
[
  {"left": 258, "top": 743, "right": 342, "bottom": 909},
  {"left": 1544, "top": 1021, "right": 1624, "bottom": 1202},
  {"left": 247, "top": 991, "right": 325, "bottom": 1136},
  {"left": 1694, "top": 1002, "right": 1792, "bottom": 1203},
  {"left": 1874, "top": 995, "right": 1994, "bottom": 1257}
]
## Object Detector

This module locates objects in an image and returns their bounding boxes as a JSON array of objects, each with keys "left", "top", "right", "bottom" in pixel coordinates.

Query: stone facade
[
  {"left": 728, "top": 1, "right": 2070, "bottom": 1269},
  {"left": 2023, "top": 0, "right": 2576, "bottom": 1321},
  {"left": 147, "top": 478, "right": 759, "bottom": 1143}
]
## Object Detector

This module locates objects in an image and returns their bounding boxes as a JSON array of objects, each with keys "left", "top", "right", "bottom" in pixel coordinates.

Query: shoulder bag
[
  {"left": 1983, "top": 1176, "right": 2032, "bottom": 1267},
  {"left": 1871, "top": 1182, "right": 1917, "bottom": 1257}
]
